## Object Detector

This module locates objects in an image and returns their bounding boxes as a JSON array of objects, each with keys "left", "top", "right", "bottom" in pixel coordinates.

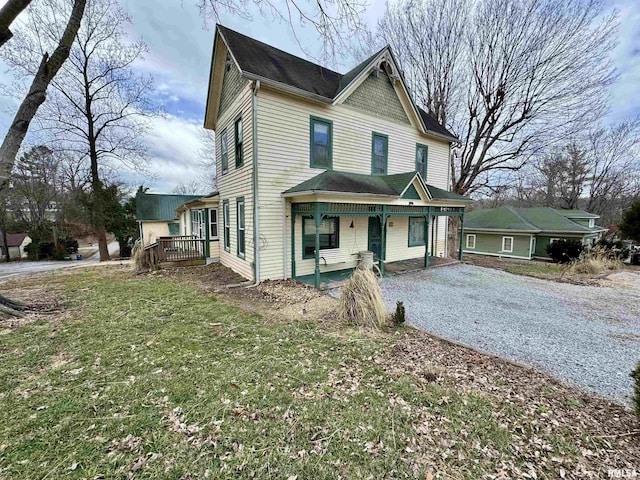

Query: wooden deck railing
[{"left": 145, "top": 235, "right": 205, "bottom": 265}]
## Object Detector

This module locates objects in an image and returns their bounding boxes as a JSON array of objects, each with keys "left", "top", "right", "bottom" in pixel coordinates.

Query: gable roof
[
  {"left": 464, "top": 207, "right": 606, "bottom": 234},
  {"left": 282, "top": 170, "right": 470, "bottom": 202},
  {"left": 212, "top": 25, "right": 457, "bottom": 141},
  {"left": 136, "top": 193, "right": 204, "bottom": 222},
  {"left": 0, "top": 233, "right": 29, "bottom": 247}
]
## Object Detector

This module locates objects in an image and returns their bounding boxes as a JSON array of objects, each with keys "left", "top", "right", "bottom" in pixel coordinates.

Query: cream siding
[
  {"left": 256, "top": 87, "right": 452, "bottom": 280},
  {"left": 216, "top": 79, "right": 254, "bottom": 280},
  {"left": 141, "top": 221, "right": 170, "bottom": 245}
]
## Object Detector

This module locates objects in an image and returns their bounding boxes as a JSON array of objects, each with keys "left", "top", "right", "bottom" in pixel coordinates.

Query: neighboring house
[
  {"left": 202, "top": 25, "right": 471, "bottom": 287},
  {"left": 462, "top": 207, "right": 607, "bottom": 260},
  {"left": 175, "top": 193, "right": 221, "bottom": 261},
  {"left": 0, "top": 233, "right": 32, "bottom": 260},
  {"left": 136, "top": 193, "right": 204, "bottom": 245}
]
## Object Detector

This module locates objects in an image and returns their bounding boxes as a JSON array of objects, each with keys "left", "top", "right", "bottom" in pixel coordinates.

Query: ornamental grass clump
[
  {"left": 338, "top": 267, "right": 387, "bottom": 328},
  {"left": 567, "top": 247, "right": 624, "bottom": 275},
  {"left": 632, "top": 362, "right": 640, "bottom": 418},
  {"left": 131, "top": 239, "right": 150, "bottom": 272}
]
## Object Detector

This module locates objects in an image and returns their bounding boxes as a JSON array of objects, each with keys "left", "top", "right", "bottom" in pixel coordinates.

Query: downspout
[
  {"left": 250, "top": 80, "right": 261, "bottom": 286},
  {"left": 282, "top": 197, "right": 288, "bottom": 279}
]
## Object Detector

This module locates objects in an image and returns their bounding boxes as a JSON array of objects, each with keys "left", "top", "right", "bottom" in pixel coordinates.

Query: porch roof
[{"left": 282, "top": 170, "right": 470, "bottom": 202}]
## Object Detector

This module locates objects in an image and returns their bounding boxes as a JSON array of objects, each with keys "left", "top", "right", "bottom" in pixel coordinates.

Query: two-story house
[{"left": 202, "top": 25, "right": 470, "bottom": 288}]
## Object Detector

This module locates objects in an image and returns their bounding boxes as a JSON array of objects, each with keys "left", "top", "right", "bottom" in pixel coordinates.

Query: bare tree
[
  {"left": 4, "top": 0, "right": 156, "bottom": 261},
  {"left": 0, "top": 0, "right": 33, "bottom": 47},
  {"left": 197, "top": 128, "right": 217, "bottom": 192},
  {"left": 0, "top": 0, "right": 86, "bottom": 196},
  {"left": 172, "top": 180, "right": 204, "bottom": 195},
  {"left": 374, "top": 0, "right": 618, "bottom": 197},
  {"left": 197, "top": 0, "right": 368, "bottom": 62}
]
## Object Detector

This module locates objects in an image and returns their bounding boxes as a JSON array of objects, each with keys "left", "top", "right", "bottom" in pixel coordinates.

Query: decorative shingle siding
[
  {"left": 343, "top": 72, "right": 410, "bottom": 126},
  {"left": 218, "top": 62, "right": 248, "bottom": 119}
]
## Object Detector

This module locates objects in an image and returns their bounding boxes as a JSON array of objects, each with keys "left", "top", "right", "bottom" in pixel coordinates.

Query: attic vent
[{"left": 225, "top": 53, "right": 232, "bottom": 72}]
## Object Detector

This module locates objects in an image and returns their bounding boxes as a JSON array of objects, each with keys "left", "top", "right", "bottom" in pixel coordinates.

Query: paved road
[
  {"left": 0, "top": 241, "right": 120, "bottom": 280},
  {"left": 380, "top": 264, "right": 640, "bottom": 405}
]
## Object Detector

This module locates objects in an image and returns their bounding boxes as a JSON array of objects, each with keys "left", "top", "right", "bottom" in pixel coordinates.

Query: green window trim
[
  {"left": 220, "top": 129, "right": 228, "bottom": 175},
  {"left": 236, "top": 197, "right": 245, "bottom": 259},
  {"left": 309, "top": 116, "right": 333, "bottom": 170},
  {"left": 408, "top": 216, "right": 426, "bottom": 247},
  {"left": 371, "top": 132, "right": 388, "bottom": 175},
  {"left": 223, "top": 200, "right": 230, "bottom": 252},
  {"left": 234, "top": 116, "right": 243, "bottom": 168},
  {"left": 415, "top": 143, "right": 428, "bottom": 180},
  {"left": 302, "top": 216, "right": 340, "bottom": 259}
]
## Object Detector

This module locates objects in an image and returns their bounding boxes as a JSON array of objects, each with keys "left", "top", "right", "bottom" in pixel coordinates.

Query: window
[
  {"left": 466, "top": 234, "right": 476, "bottom": 249},
  {"left": 371, "top": 132, "right": 388, "bottom": 174},
  {"left": 236, "top": 197, "right": 245, "bottom": 258},
  {"left": 223, "top": 200, "right": 230, "bottom": 251},
  {"left": 408, "top": 217, "right": 426, "bottom": 247},
  {"left": 310, "top": 116, "right": 332, "bottom": 169},
  {"left": 234, "top": 117, "right": 243, "bottom": 168},
  {"left": 416, "top": 144, "right": 428, "bottom": 180},
  {"left": 303, "top": 217, "right": 339, "bottom": 258},
  {"left": 221, "top": 129, "right": 228, "bottom": 174},
  {"left": 191, "top": 209, "right": 205, "bottom": 239},
  {"left": 589, "top": 219, "right": 595, "bottom": 228},
  {"left": 209, "top": 208, "right": 218, "bottom": 239},
  {"left": 502, "top": 236, "right": 513, "bottom": 253},
  {"left": 550, "top": 237, "right": 562, "bottom": 244}
]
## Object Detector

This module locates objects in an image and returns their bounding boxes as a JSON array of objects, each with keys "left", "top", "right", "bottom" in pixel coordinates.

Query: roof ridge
[
  {"left": 549, "top": 208, "right": 592, "bottom": 232},
  {"left": 507, "top": 206, "right": 539, "bottom": 231}
]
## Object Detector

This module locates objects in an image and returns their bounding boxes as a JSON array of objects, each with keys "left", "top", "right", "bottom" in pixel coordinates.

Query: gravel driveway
[{"left": 380, "top": 264, "right": 640, "bottom": 405}]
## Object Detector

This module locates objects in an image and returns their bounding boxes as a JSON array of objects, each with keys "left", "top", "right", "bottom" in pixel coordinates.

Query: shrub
[
  {"left": 63, "top": 238, "right": 79, "bottom": 254},
  {"left": 595, "top": 239, "right": 629, "bottom": 260},
  {"left": 38, "top": 242, "right": 56, "bottom": 259},
  {"left": 391, "top": 301, "right": 405, "bottom": 326},
  {"left": 338, "top": 267, "right": 387, "bottom": 328},
  {"left": 632, "top": 362, "right": 640, "bottom": 418},
  {"left": 546, "top": 239, "right": 584, "bottom": 263}
]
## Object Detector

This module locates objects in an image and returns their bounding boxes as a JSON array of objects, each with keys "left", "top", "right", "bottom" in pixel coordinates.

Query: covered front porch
[
  {"left": 296, "top": 255, "right": 459, "bottom": 289},
  {"left": 290, "top": 201, "right": 466, "bottom": 289}
]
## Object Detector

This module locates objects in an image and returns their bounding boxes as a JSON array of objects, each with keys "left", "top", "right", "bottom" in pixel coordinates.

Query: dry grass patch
[{"left": 566, "top": 248, "right": 625, "bottom": 275}]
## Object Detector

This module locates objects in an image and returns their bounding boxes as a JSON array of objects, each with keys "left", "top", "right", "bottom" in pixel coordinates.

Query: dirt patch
[
  {"left": 0, "top": 282, "right": 64, "bottom": 332},
  {"left": 383, "top": 329, "right": 640, "bottom": 476}
]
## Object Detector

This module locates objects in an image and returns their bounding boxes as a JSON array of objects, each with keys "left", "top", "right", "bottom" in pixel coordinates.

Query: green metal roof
[
  {"left": 555, "top": 209, "right": 600, "bottom": 219},
  {"left": 282, "top": 170, "right": 470, "bottom": 202},
  {"left": 465, "top": 207, "right": 605, "bottom": 234},
  {"left": 136, "top": 193, "right": 203, "bottom": 222}
]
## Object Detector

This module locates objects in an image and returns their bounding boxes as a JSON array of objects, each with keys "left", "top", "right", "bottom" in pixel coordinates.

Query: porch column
[
  {"left": 290, "top": 212, "right": 296, "bottom": 278},
  {"left": 314, "top": 211, "right": 321, "bottom": 289},
  {"left": 458, "top": 212, "right": 465, "bottom": 261},
  {"left": 380, "top": 209, "right": 387, "bottom": 276},
  {"left": 424, "top": 213, "right": 430, "bottom": 268},
  {"left": 204, "top": 208, "right": 210, "bottom": 258}
]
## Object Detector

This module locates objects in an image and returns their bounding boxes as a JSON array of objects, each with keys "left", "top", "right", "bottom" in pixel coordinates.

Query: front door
[{"left": 368, "top": 217, "right": 382, "bottom": 260}]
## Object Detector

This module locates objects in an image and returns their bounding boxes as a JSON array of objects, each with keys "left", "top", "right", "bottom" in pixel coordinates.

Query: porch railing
[{"left": 145, "top": 235, "right": 205, "bottom": 264}]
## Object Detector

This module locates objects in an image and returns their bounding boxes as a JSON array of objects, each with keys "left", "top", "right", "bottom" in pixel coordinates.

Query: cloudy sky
[{"left": 0, "top": 0, "right": 638, "bottom": 193}]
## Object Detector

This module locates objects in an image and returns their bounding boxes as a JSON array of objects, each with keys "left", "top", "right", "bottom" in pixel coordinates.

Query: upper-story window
[
  {"left": 221, "top": 129, "right": 228, "bottom": 175},
  {"left": 371, "top": 132, "right": 388, "bottom": 174},
  {"left": 416, "top": 144, "right": 428, "bottom": 180},
  {"left": 310, "top": 116, "right": 332, "bottom": 169},
  {"left": 234, "top": 117, "right": 243, "bottom": 168},
  {"left": 589, "top": 219, "right": 594, "bottom": 228}
]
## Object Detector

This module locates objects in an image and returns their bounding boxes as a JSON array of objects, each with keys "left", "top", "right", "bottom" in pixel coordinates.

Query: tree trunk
[
  {"left": 0, "top": 0, "right": 86, "bottom": 196},
  {"left": 1, "top": 228, "right": 10, "bottom": 263},
  {"left": 0, "top": 0, "right": 32, "bottom": 48}
]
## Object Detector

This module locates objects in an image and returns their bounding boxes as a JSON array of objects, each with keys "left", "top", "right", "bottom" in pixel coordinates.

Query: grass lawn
[{"left": 0, "top": 266, "right": 638, "bottom": 479}]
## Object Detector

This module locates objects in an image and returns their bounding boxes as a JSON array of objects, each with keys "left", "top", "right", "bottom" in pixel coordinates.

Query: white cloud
[{"left": 135, "top": 114, "right": 210, "bottom": 193}]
